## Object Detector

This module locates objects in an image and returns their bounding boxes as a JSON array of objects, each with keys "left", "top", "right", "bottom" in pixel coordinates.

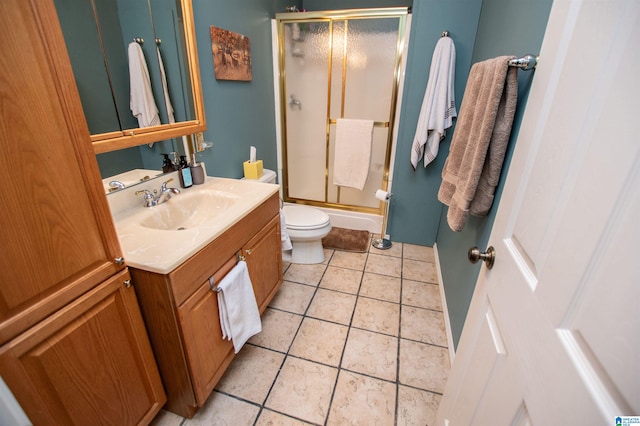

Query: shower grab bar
[{"left": 329, "top": 119, "right": 389, "bottom": 128}]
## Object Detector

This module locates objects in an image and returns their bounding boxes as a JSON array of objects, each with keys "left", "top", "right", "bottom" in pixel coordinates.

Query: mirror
[{"left": 54, "top": 0, "right": 206, "bottom": 153}]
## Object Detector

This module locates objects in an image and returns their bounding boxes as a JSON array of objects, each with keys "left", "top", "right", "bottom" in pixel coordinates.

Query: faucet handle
[
  {"left": 160, "top": 178, "right": 175, "bottom": 190},
  {"left": 135, "top": 189, "right": 152, "bottom": 197}
]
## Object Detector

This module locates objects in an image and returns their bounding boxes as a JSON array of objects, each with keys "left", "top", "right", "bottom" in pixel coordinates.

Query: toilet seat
[{"left": 283, "top": 205, "right": 330, "bottom": 230}]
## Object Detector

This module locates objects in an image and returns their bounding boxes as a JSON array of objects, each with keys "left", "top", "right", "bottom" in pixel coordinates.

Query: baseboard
[{"left": 433, "top": 242, "right": 456, "bottom": 365}]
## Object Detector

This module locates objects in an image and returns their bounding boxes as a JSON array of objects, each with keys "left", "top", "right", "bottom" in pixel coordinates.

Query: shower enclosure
[{"left": 275, "top": 8, "right": 409, "bottom": 217}]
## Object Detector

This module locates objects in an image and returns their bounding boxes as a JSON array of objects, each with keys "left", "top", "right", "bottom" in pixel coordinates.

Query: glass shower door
[{"left": 279, "top": 10, "right": 406, "bottom": 213}]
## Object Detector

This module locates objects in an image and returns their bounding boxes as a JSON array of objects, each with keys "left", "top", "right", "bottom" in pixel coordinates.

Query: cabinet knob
[
  {"left": 245, "top": 248, "right": 252, "bottom": 256},
  {"left": 114, "top": 257, "right": 125, "bottom": 266},
  {"left": 123, "top": 280, "right": 132, "bottom": 288}
]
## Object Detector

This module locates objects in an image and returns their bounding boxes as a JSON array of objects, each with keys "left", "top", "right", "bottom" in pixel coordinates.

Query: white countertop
[{"left": 107, "top": 173, "right": 279, "bottom": 274}]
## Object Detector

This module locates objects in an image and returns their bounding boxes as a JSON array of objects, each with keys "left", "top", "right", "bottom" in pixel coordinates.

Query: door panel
[{"left": 437, "top": 0, "right": 639, "bottom": 423}]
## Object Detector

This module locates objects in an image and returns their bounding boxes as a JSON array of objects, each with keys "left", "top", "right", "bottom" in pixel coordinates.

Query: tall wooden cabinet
[{"left": 0, "top": 0, "right": 165, "bottom": 423}]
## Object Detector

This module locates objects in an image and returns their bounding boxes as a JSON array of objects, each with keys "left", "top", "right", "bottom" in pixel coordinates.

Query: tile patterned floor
[{"left": 151, "top": 241, "right": 449, "bottom": 426}]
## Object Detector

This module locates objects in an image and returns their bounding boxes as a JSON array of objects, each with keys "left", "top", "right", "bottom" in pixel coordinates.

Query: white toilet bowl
[
  {"left": 282, "top": 205, "right": 331, "bottom": 264},
  {"left": 246, "top": 169, "right": 332, "bottom": 264}
]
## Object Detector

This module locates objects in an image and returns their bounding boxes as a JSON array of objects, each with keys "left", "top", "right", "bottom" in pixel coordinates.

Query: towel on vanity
[
  {"left": 410, "top": 36, "right": 457, "bottom": 169},
  {"left": 128, "top": 42, "right": 160, "bottom": 128},
  {"left": 333, "top": 119, "right": 374, "bottom": 190},
  {"left": 438, "top": 56, "right": 518, "bottom": 232},
  {"left": 216, "top": 261, "right": 261, "bottom": 353}
]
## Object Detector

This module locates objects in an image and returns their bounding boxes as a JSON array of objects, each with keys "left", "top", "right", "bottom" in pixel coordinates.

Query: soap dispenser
[
  {"left": 190, "top": 153, "right": 205, "bottom": 185},
  {"left": 178, "top": 155, "right": 193, "bottom": 188},
  {"left": 161, "top": 154, "right": 173, "bottom": 174}
]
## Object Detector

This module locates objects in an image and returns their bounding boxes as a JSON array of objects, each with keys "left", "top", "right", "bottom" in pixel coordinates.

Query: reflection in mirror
[
  {"left": 96, "top": 138, "right": 189, "bottom": 193},
  {"left": 54, "top": 0, "right": 196, "bottom": 135}
]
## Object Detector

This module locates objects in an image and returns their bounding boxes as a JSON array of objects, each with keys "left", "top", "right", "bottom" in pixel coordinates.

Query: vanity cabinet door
[
  {"left": 0, "top": 270, "right": 165, "bottom": 426},
  {"left": 243, "top": 215, "right": 283, "bottom": 313},
  {"left": 177, "top": 257, "right": 236, "bottom": 407}
]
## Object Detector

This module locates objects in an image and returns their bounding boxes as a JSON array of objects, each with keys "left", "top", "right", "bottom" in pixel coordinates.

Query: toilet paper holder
[{"left": 372, "top": 190, "right": 393, "bottom": 250}]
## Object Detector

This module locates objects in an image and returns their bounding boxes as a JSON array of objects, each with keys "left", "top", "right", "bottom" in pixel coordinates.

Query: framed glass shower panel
[{"left": 283, "top": 21, "right": 331, "bottom": 202}]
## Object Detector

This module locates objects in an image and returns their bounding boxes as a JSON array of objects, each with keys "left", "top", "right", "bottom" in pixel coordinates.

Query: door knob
[{"left": 468, "top": 246, "right": 495, "bottom": 269}]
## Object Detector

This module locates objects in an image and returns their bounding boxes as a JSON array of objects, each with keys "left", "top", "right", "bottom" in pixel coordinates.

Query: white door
[{"left": 436, "top": 1, "right": 639, "bottom": 424}]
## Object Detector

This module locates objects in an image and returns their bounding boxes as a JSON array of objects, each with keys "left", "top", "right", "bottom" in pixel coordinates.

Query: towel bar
[{"left": 508, "top": 54, "right": 538, "bottom": 71}]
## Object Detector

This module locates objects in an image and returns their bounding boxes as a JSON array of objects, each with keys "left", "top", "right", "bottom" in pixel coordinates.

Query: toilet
[{"left": 251, "top": 169, "right": 332, "bottom": 264}]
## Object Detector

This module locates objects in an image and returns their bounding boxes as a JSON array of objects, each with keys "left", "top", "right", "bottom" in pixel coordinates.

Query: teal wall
[
  {"left": 185, "top": 0, "right": 297, "bottom": 178},
  {"left": 387, "top": 0, "right": 482, "bottom": 245},
  {"left": 435, "top": 0, "right": 552, "bottom": 348}
]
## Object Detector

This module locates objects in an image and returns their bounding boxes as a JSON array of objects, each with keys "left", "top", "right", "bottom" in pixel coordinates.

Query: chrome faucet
[{"left": 135, "top": 178, "right": 181, "bottom": 207}]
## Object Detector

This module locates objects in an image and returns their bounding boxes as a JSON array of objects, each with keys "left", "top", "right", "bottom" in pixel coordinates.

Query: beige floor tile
[
  {"left": 341, "top": 328, "right": 397, "bottom": 381},
  {"left": 371, "top": 241, "right": 403, "bottom": 258},
  {"left": 256, "top": 409, "right": 314, "bottom": 425},
  {"left": 402, "top": 280, "right": 443, "bottom": 311},
  {"left": 215, "top": 345, "right": 284, "bottom": 404},
  {"left": 319, "top": 266, "right": 363, "bottom": 294},
  {"left": 183, "top": 391, "right": 259, "bottom": 425},
  {"left": 307, "top": 288, "right": 357, "bottom": 325},
  {"left": 289, "top": 317, "right": 348, "bottom": 367},
  {"left": 149, "top": 410, "right": 183, "bottom": 426},
  {"left": 402, "top": 259, "right": 438, "bottom": 283},
  {"left": 397, "top": 386, "right": 441, "bottom": 426},
  {"left": 248, "top": 308, "right": 303, "bottom": 352},
  {"left": 359, "top": 272, "right": 401, "bottom": 303},
  {"left": 403, "top": 244, "right": 435, "bottom": 263},
  {"left": 352, "top": 297, "right": 400, "bottom": 336},
  {"left": 322, "top": 248, "right": 334, "bottom": 264},
  {"left": 266, "top": 357, "right": 338, "bottom": 425},
  {"left": 268, "top": 281, "right": 315, "bottom": 315},
  {"left": 401, "top": 306, "right": 447, "bottom": 347},
  {"left": 399, "top": 339, "right": 449, "bottom": 393},
  {"left": 365, "top": 253, "right": 402, "bottom": 277},
  {"left": 284, "top": 263, "right": 327, "bottom": 286},
  {"left": 327, "top": 370, "right": 396, "bottom": 426},
  {"left": 328, "top": 250, "right": 368, "bottom": 270}
]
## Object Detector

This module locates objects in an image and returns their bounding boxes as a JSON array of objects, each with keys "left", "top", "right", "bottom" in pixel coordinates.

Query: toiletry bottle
[
  {"left": 190, "top": 153, "right": 205, "bottom": 185},
  {"left": 161, "top": 154, "right": 173, "bottom": 174},
  {"left": 178, "top": 155, "right": 193, "bottom": 188}
]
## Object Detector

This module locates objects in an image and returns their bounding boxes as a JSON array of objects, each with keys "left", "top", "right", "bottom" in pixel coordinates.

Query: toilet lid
[{"left": 283, "top": 205, "right": 330, "bottom": 230}]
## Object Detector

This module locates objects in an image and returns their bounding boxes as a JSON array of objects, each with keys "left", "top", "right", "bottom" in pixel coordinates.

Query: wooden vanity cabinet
[
  {"left": 131, "top": 193, "right": 283, "bottom": 418},
  {"left": 0, "top": 0, "right": 166, "bottom": 423}
]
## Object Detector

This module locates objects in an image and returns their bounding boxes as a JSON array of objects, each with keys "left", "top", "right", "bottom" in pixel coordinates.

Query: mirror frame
[{"left": 91, "top": 0, "right": 206, "bottom": 154}]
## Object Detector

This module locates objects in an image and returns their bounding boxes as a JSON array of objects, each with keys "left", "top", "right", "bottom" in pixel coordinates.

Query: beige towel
[
  {"left": 333, "top": 119, "right": 374, "bottom": 190},
  {"left": 438, "top": 56, "right": 518, "bottom": 232}
]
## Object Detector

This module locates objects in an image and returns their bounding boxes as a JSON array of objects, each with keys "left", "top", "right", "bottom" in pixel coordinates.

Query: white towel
[
  {"left": 333, "top": 119, "right": 374, "bottom": 190},
  {"left": 157, "top": 47, "right": 175, "bottom": 124},
  {"left": 410, "top": 36, "right": 457, "bottom": 169},
  {"left": 128, "top": 42, "right": 160, "bottom": 128},
  {"left": 280, "top": 209, "right": 292, "bottom": 251},
  {"left": 216, "top": 261, "right": 262, "bottom": 353}
]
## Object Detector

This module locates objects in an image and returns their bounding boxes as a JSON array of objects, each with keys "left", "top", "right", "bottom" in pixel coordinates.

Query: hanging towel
[
  {"left": 280, "top": 209, "right": 292, "bottom": 251},
  {"left": 410, "top": 36, "right": 457, "bottom": 169},
  {"left": 157, "top": 47, "right": 175, "bottom": 124},
  {"left": 128, "top": 42, "right": 160, "bottom": 128},
  {"left": 438, "top": 56, "right": 518, "bottom": 232},
  {"left": 333, "top": 118, "right": 374, "bottom": 190},
  {"left": 216, "top": 261, "right": 262, "bottom": 353}
]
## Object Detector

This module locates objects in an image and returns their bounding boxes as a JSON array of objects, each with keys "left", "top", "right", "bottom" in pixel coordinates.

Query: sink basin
[
  {"left": 138, "top": 189, "right": 240, "bottom": 231},
  {"left": 110, "top": 175, "right": 279, "bottom": 274}
]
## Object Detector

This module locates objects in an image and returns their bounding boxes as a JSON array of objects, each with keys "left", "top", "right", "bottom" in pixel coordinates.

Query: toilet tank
[{"left": 256, "top": 169, "right": 277, "bottom": 184}]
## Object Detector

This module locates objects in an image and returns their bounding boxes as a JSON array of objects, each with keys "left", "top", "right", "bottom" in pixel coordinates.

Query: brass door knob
[{"left": 468, "top": 246, "right": 495, "bottom": 269}]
